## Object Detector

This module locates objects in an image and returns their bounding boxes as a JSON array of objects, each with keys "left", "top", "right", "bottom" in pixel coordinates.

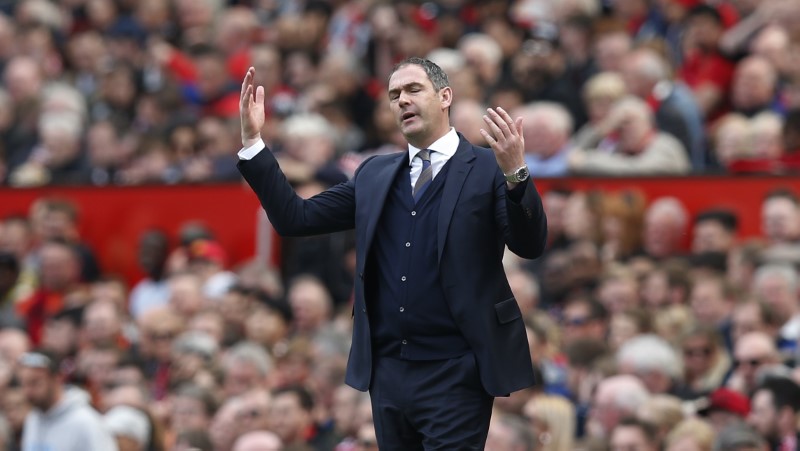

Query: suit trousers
[{"left": 369, "top": 352, "right": 494, "bottom": 450}]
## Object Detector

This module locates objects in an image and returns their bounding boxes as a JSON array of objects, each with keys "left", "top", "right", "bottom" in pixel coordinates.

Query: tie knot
[{"left": 417, "top": 149, "right": 431, "bottom": 162}]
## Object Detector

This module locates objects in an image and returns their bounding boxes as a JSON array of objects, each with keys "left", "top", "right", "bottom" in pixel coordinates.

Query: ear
[{"left": 440, "top": 86, "right": 453, "bottom": 110}]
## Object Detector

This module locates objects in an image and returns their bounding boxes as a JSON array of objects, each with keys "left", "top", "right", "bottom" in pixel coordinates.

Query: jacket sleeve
[
  {"left": 496, "top": 171, "right": 548, "bottom": 260},
  {"left": 237, "top": 145, "right": 357, "bottom": 237}
]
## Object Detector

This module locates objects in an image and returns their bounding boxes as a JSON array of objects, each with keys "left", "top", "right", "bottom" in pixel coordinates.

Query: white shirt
[
  {"left": 407, "top": 127, "right": 458, "bottom": 188},
  {"left": 238, "top": 127, "right": 460, "bottom": 190}
]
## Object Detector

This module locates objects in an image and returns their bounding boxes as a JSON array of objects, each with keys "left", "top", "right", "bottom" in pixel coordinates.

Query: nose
[{"left": 398, "top": 90, "right": 411, "bottom": 106}]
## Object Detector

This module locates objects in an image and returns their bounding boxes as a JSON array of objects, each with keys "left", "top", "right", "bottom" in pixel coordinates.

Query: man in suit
[{"left": 237, "top": 57, "right": 547, "bottom": 449}]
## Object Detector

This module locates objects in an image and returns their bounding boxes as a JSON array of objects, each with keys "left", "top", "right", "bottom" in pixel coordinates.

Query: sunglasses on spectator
[
  {"left": 562, "top": 316, "right": 593, "bottom": 327},
  {"left": 733, "top": 358, "right": 763, "bottom": 368},
  {"left": 683, "top": 346, "right": 712, "bottom": 358},
  {"left": 148, "top": 331, "right": 176, "bottom": 341}
]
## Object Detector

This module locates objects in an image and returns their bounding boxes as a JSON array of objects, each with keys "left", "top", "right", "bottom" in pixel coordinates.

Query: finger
[
  {"left": 482, "top": 114, "right": 505, "bottom": 142},
  {"left": 486, "top": 108, "right": 511, "bottom": 139},
  {"left": 480, "top": 129, "right": 498, "bottom": 149},
  {"left": 496, "top": 107, "right": 517, "bottom": 135},
  {"left": 241, "top": 69, "right": 253, "bottom": 101},
  {"left": 242, "top": 84, "right": 252, "bottom": 107},
  {"left": 515, "top": 117, "right": 524, "bottom": 138}
]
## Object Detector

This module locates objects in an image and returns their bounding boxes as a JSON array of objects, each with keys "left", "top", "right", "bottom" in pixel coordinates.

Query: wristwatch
[{"left": 504, "top": 165, "right": 530, "bottom": 183}]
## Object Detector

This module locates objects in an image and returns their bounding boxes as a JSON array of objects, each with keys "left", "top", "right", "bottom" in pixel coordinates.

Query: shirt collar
[{"left": 408, "top": 127, "right": 459, "bottom": 165}]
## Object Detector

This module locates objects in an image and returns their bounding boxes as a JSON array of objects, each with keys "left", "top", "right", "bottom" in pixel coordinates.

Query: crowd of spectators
[{"left": 4, "top": 0, "right": 800, "bottom": 450}]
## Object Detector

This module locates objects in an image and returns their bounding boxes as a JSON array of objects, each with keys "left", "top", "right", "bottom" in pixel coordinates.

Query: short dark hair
[
  {"left": 694, "top": 208, "right": 739, "bottom": 231},
  {"left": 764, "top": 188, "right": 799, "bottom": 205},
  {"left": 391, "top": 57, "right": 450, "bottom": 92},
  {"left": 565, "top": 296, "right": 609, "bottom": 322},
  {"left": 272, "top": 385, "right": 315, "bottom": 412},
  {"left": 757, "top": 376, "right": 800, "bottom": 412},
  {"left": 687, "top": 4, "right": 724, "bottom": 24}
]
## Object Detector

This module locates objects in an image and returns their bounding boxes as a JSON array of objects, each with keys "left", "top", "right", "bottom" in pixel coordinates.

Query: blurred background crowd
[{"left": 3, "top": 0, "right": 800, "bottom": 450}]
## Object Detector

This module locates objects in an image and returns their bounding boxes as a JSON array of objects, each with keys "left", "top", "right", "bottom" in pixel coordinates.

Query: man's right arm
[{"left": 238, "top": 67, "right": 356, "bottom": 236}]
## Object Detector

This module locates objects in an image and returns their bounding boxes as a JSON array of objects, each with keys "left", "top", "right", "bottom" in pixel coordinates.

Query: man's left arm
[{"left": 480, "top": 107, "right": 547, "bottom": 259}]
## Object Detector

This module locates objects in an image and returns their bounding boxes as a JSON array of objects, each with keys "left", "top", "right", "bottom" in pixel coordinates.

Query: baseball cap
[
  {"left": 697, "top": 388, "right": 750, "bottom": 417},
  {"left": 188, "top": 239, "right": 227, "bottom": 267}
]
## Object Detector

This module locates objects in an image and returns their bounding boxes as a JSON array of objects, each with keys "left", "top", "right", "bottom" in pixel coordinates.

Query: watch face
[{"left": 517, "top": 166, "right": 529, "bottom": 180}]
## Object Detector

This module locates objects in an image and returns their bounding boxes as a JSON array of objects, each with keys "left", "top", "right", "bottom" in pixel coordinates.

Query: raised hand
[
  {"left": 240, "top": 67, "right": 265, "bottom": 148},
  {"left": 479, "top": 107, "right": 526, "bottom": 176}
]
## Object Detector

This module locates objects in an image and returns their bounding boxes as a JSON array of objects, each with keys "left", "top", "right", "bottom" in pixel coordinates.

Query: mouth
[{"left": 401, "top": 112, "right": 417, "bottom": 123}]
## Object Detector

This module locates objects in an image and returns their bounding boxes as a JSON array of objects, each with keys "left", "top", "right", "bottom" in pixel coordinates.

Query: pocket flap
[{"left": 494, "top": 297, "right": 521, "bottom": 324}]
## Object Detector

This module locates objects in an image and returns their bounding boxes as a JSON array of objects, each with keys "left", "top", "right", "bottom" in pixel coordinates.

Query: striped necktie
[{"left": 413, "top": 149, "right": 432, "bottom": 201}]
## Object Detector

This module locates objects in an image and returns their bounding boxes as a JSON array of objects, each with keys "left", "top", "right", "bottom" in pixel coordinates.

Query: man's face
[
  {"left": 18, "top": 367, "right": 57, "bottom": 411},
  {"left": 748, "top": 389, "right": 778, "bottom": 440},
  {"left": 388, "top": 64, "right": 450, "bottom": 147},
  {"left": 733, "top": 341, "right": 772, "bottom": 391},
  {"left": 269, "top": 393, "right": 311, "bottom": 444},
  {"left": 762, "top": 197, "right": 800, "bottom": 243},
  {"left": 689, "top": 280, "right": 729, "bottom": 325},
  {"left": 692, "top": 221, "right": 733, "bottom": 253}
]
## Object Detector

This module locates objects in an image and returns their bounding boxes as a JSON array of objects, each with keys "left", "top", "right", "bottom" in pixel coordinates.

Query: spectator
[
  {"left": 573, "top": 71, "right": 628, "bottom": 152},
  {"left": 692, "top": 209, "right": 739, "bottom": 254},
  {"left": 751, "top": 264, "right": 800, "bottom": 348},
  {"left": 731, "top": 56, "right": 782, "bottom": 118},
  {"left": 664, "top": 418, "right": 715, "bottom": 451},
  {"left": 617, "top": 334, "right": 687, "bottom": 397},
  {"left": 129, "top": 229, "right": 171, "bottom": 320},
  {"left": 485, "top": 412, "right": 536, "bottom": 451},
  {"left": 18, "top": 349, "right": 118, "bottom": 450},
  {"left": 561, "top": 297, "right": 610, "bottom": 347},
  {"left": 620, "top": 47, "right": 706, "bottom": 169},
  {"left": 587, "top": 374, "right": 651, "bottom": 439},
  {"left": 761, "top": 189, "right": 800, "bottom": 246},
  {"left": 678, "top": 5, "right": 736, "bottom": 119},
  {"left": 609, "top": 417, "right": 660, "bottom": 451},
  {"left": 728, "top": 332, "right": 782, "bottom": 395},
  {"left": 221, "top": 341, "right": 272, "bottom": 398},
  {"left": 748, "top": 376, "right": 800, "bottom": 450},
  {"left": 636, "top": 394, "right": 685, "bottom": 445},
  {"left": 643, "top": 197, "right": 690, "bottom": 260},
  {"left": 514, "top": 101, "right": 573, "bottom": 177},
  {"left": 568, "top": 96, "right": 690, "bottom": 175},
  {"left": 713, "top": 421, "right": 769, "bottom": 451},
  {"left": 104, "top": 404, "right": 152, "bottom": 451},
  {"left": 697, "top": 387, "right": 752, "bottom": 433},
  {"left": 681, "top": 326, "right": 732, "bottom": 396},
  {"left": 731, "top": 300, "right": 780, "bottom": 349},
  {"left": 269, "top": 385, "right": 338, "bottom": 450},
  {"left": 522, "top": 394, "right": 575, "bottom": 451}
]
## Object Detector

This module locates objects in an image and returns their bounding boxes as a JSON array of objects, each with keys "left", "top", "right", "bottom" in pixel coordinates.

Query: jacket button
[
  {"left": 359, "top": 272, "right": 364, "bottom": 280},
  {"left": 362, "top": 308, "right": 366, "bottom": 313}
]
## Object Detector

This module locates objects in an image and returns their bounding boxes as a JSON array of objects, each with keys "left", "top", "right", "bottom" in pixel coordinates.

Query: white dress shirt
[
  {"left": 238, "top": 127, "right": 460, "bottom": 190},
  {"left": 407, "top": 127, "right": 458, "bottom": 189}
]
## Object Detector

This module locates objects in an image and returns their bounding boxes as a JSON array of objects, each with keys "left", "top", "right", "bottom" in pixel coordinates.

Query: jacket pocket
[{"left": 494, "top": 297, "right": 521, "bottom": 324}]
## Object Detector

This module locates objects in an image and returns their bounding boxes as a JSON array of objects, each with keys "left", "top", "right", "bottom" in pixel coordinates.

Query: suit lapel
[
  {"left": 363, "top": 152, "right": 407, "bottom": 263},
  {"left": 437, "top": 137, "right": 475, "bottom": 265}
]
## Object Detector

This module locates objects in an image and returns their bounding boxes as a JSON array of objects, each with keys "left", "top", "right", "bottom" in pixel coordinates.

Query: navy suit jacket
[{"left": 238, "top": 134, "right": 547, "bottom": 396}]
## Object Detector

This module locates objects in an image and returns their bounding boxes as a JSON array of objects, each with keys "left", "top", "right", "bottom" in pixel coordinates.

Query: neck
[{"left": 408, "top": 123, "right": 451, "bottom": 149}]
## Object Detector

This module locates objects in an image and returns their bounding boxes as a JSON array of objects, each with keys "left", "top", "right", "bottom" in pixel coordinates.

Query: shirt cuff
[
  {"left": 238, "top": 139, "right": 266, "bottom": 160},
  {"left": 506, "top": 180, "right": 527, "bottom": 203}
]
